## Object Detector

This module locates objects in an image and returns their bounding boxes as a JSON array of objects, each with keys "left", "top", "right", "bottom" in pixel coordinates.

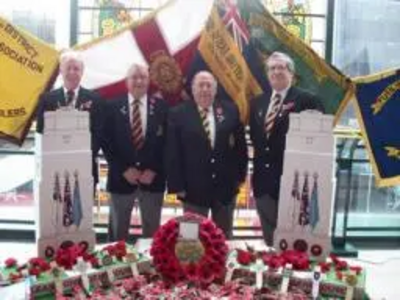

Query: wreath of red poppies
[{"left": 150, "top": 213, "right": 229, "bottom": 285}]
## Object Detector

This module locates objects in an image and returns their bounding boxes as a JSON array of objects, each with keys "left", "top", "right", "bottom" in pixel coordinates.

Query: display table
[{"left": 0, "top": 239, "right": 367, "bottom": 299}]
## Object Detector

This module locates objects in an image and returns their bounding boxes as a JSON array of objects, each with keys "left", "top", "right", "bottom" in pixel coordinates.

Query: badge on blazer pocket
[
  {"left": 79, "top": 100, "right": 92, "bottom": 111},
  {"left": 156, "top": 125, "right": 163, "bottom": 136},
  {"left": 229, "top": 133, "right": 235, "bottom": 148}
]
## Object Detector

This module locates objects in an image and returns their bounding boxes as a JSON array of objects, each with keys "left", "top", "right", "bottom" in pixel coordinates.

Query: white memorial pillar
[
  {"left": 274, "top": 111, "right": 335, "bottom": 260},
  {"left": 34, "top": 110, "right": 96, "bottom": 257}
]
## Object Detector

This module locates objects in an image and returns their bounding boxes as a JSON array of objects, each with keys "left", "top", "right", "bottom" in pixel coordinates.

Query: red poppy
[
  {"left": 318, "top": 262, "right": 331, "bottom": 273},
  {"left": 4, "top": 258, "right": 17, "bottom": 268},
  {"left": 29, "top": 267, "right": 41, "bottom": 277},
  {"left": 349, "top": 265, "right": 362, "bottom": 275},
  {"left": 236, "top": 249, "right": 255, "bottom": 266}
]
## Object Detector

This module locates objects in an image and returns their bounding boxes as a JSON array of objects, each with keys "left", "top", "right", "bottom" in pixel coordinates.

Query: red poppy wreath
[{"left": 150, "top": 213, "right": 229, "bottom": 285}]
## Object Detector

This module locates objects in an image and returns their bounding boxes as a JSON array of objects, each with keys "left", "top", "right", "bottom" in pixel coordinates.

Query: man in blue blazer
[
  {"left": 166, "top": 71, "right": 248, "bottom": 239},
  {"left": 250, "top": 52, "right": 324, "bottom": 246},
  {"left": 36, "top": 51, "right": 104, "bottom": 190},
  {"left": 102, "top": 63, "right": 168, "bottom": 241}
]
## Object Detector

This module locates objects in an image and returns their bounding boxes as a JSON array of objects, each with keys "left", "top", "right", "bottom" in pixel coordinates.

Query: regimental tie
[
  {"left": 66, "top": 90, "right": 75, "bottom": 106},
  {"left": 200, "top": 107, "right": 212, "bottom": 145},
  {"left": 265, "top": 93, "right": 282, "bottom": 138},
  {"left": 131, "top": 99, "right": 144, "bottom": 149}
]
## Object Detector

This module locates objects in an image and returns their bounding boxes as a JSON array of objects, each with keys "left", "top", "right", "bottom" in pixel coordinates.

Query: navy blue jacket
[
  {"left": 249, "top": 86, "right": 324, "bottom": 200},
  {"left": 101, "top": 94, "right": 168, "bottom": 194},
  {"left": 166, "top": 99, "right": 248, "bottom": 207}
]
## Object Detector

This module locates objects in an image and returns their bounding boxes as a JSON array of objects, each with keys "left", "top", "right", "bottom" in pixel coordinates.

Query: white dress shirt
[
  {"left": 129, "top": 93, "right": 148, "bottom": 137},
  {"left": 198, "top": 105, "right": 216, "bottom": 148}
]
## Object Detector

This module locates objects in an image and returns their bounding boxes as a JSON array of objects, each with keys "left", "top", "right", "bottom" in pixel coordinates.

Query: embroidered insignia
[{"left": 149, "top": 51, "right": 183, "bottom": 94}]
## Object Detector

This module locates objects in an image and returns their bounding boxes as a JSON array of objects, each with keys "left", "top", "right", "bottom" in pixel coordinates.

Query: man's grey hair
[
  {"left": 265, "top": 51, "right": 295, "bottom": 73},
  {"left": 126, "top": 63, "right": 149, "bottom": 77},
  {"left": 192, "top": 70, "right": 218, "bottom": 91},
  {"left": 60, "top": 50, "right": 84, "bottom": 68}
]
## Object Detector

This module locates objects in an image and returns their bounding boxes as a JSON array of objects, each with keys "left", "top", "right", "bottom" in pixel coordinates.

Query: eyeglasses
[{"left": 267, "top": 65, "right": 288, "bottom": 72}]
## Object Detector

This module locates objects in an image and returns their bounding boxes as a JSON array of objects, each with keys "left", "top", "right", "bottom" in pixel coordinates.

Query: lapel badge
[
  {"left": 229, "top": 133, "right": 235, "bottom": 148},
  {"left": 120, "top": 106, "right": 127, "bottom": 115},
  {"left": 216, "top": 106, "right": 225, "bottom": 123},
  {"left": 282, "top": 101, "right": 295, "bottom": 112},
  {"left": 156, "top": 125, "right": 163, "bottom": 136}
]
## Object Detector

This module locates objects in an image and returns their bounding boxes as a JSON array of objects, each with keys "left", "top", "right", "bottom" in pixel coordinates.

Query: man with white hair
[
  {"left": 249, "top": 51, "right": 324, "bottom": 246},
  {"left": 101, "top": 63, "right": 168, "bottom": 241},
  {"left": 166, "top": 71, "right": 248, "bottom": 239},
  {"left": 36, "top": 50, "right": 104, "bottom": 190}
]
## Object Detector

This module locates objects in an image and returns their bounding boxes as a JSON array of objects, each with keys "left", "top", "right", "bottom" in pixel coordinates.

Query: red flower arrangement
[
  {"left": 102, "top": 240, "right": 127, "bottom": 261},
  {"left": 150, "top": 213, "right": 229, "bottom": 285},
  {"left": 55, "top": 243, "right": 86, "bottom": 270},
  {"left": 4, "top": 258, "right": 17, "bottom": 268},
  {"left": 236, "top": 247, "right": 310, "bottom": 271}
]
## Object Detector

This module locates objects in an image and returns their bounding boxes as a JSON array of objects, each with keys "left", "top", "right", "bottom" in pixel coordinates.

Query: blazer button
[
  {"left": 211, "top": 158, "right": 215, "bottom": 163},
  {"left": 136, "top": 162, "right": 141, "bottom": 167},
  {"left": 265, "top": 163, "right": 270, "bottom": 168},
  {"left": 212, "top": 174, "right": 216, "bottom": 179},
  {"left": 265, "top": 147, "right": 269, "bottom": 152}
]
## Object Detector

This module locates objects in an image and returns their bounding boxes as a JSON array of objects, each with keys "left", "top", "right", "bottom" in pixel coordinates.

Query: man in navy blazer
[
  {"left": 166, "top": 71, "right": 248, "bottom": 239},
  {"left": 250, "top": 52, "right": 324, "bottom": 246},
  {"left": 102, "top": 63, "right": 168, "bottom": 241},
  {"left": 36, "top": 51, "right": 104, "bottom": 189}
]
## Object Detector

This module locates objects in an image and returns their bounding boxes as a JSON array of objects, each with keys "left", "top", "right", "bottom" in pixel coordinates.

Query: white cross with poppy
[
  {"left": 124, "top": 252, "right": 139, "bottom": 277},
  {"left": 50, "top": 261, "right": 64, "bottom": 295},
  {"left": 74, "top": 257, "right": 91, "bottom": 293}
]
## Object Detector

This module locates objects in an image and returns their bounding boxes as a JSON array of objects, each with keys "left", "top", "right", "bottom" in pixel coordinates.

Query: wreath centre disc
[{"left": 174, "top": 239, "right": 205, "bottom": 264}]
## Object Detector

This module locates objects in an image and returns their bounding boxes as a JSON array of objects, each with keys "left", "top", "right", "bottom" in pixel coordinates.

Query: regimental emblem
[{"left": 149, "top": 51, "right": 183, "bottom": 94}]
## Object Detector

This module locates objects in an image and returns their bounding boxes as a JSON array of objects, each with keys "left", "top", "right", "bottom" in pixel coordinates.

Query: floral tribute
[{"left": 150, "top": 213, "right": 229, "bottom": 285}]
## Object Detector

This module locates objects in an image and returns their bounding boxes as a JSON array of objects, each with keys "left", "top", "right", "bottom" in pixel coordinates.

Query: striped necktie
[
  {"left": 66, "top": 90, "right": 74, "bottom": 107},
  {"left": 265, "top": 93, "right": 282, "bottom": 138},
  {"left": 131, "top": 99, "right": 144, "bottom": 149},
  {"left": 200, "top": 107, "right": 212, "bottom": 145}
]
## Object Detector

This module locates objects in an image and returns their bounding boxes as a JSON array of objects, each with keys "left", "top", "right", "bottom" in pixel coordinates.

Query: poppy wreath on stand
[{"left": 150, "top": 213, "right": 229, "bottom": 286}]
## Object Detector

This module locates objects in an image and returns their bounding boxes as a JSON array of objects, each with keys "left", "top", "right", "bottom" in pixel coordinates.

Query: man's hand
[
  {"left": 138, "top": 169, "right": 157, "bottom": 185},
  {"left": 123, "top": 168, "right": 141, "bottom": 185}
]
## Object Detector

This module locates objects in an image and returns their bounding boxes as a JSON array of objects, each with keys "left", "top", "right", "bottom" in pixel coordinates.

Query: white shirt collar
[
  {"left": 63, "top": 86, "right": 80, "bottom": 97},
  {"left": 129, "top": 93, "right": 147, "bottom": 106},
  {"left": 272, "top": 86, "right": 290, "bottom": 102},
  {"left": 197, "top": 104, "right": 213, "bottom": 113}
]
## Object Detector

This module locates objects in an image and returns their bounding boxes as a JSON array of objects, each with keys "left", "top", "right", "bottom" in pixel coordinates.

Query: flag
[
  {"left": 236, "top": 0, "right": 353, "bottom": 124},
  {"left": 353, "top": 68, "right": 400, "bottom": 187},
  {"left": 299, "top": 173, "right": 310, "bottom": 227},
  {"left": 63, "top": 173, "right": 73, "bottom": 227},
  {"left": 72, "top": 0, "right": 214, "bottom": 106},
  {"left": 0, "top": 16, "right": 59, "bottom": 144},
  {"left": 52, "top": 172, "right": 62, "bottom": 228},
  {"left": 309, "top": 173, "right": 320, "bottom": 230},
  {"left": 291, "top": 170, "right": 300, "bottom": 228},
  {"left": 188, "top": 0, "right": 263, "bottom": 123},
  {"left": 72, "top": 172, "right": 83, "bottom": 228}
]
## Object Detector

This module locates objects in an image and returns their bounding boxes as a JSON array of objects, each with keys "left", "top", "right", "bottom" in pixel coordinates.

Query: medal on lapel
[{"left": 229, "top": 133, "right": 235, "bottom": 148}]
